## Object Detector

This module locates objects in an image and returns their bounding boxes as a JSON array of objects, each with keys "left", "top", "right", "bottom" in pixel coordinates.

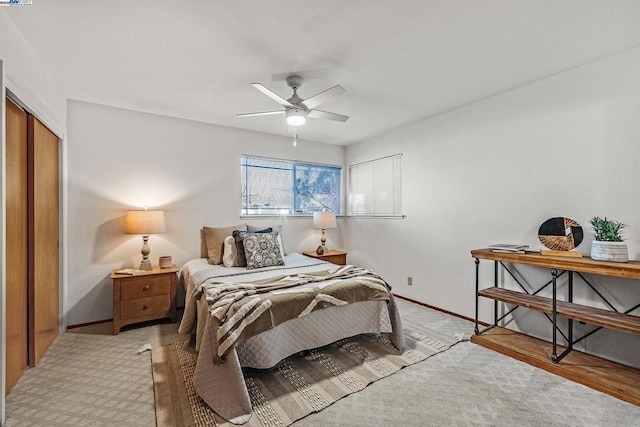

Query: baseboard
[
  {"left": 67, "top": 318, "right": 112, "bottom": 329},
  {"left": 67, "top": 299, "right": 468, "bottom": 330},
  {"left": 393, "top": 293, "right": 489, "bottom": 326}
]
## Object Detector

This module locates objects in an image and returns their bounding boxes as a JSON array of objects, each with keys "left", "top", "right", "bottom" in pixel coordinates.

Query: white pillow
[
  {"left": 275, "top": 232, "right": 285, "bottom": 260},
  {"left": 222, "top": 235, "right": 238, "bottom": 267}
]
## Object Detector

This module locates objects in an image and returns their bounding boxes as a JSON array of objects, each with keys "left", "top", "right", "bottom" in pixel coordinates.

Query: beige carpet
[
  {"left": 6, "top": 300, "right": 640, "bottom": 426},
  {"left": 152, "top": 326, "right": 457, "bottom": 427}
]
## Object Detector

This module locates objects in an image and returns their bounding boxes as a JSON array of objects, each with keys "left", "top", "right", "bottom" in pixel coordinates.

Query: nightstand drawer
[
  {"left": 303, "top": 250, "right": 348, "bottom": 266},
  {"left": 120, "top": 275, "right": 171, "bottom": 300},
  {"left": 320, "top": 254, "right": 347, "bottom": 265},
  {"left": 120, "top": 295, "right": 171, "bottom": 320}
]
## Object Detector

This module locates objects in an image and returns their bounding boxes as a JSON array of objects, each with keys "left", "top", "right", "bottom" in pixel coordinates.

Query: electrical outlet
[{"left": 407, "top": 276, "right": 413, "bottom": 286}]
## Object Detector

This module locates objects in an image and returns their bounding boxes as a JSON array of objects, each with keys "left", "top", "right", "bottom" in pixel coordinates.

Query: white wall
[
  {"left": 0, "top": 10, "right": 66, "bottom": 135},
  {"left": 65, "top": 100, "right": 345, "bottom": 326},
  {"left": 345, "top": 46, "right": 640, "bottom": 368}
]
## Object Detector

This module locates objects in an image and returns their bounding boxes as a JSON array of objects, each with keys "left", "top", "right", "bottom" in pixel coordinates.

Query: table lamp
[
  {"left": 125, "top": 209, "right": 166, "bottom": 270},
  {"left": 313, "top": 211, "right": 337, "bottom": 255}
]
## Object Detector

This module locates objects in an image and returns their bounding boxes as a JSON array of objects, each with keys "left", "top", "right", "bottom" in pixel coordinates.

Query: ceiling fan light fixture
[
  {"left": 239, "top": 78, "right": 348, "bottom": 126},
  {"left": 286, "top": 108, "right": 307, "bottom": 126}
]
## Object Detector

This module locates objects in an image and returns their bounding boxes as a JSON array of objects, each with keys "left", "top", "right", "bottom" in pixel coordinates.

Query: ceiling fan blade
[
  {"left": 251, "top": 83, "right": 294, "bottom": 107},
  {"left": 301, "top": 85, "right": 345, "bottom": 109},
  {"left": 237, "top": 110, "right": 285, "bottom": 117},
  {"left": 307, "top": 109, "right": 349, "bottom": 122}
]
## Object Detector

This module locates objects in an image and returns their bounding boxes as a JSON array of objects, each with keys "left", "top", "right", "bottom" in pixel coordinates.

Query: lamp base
[
  {"left": 139, "top": 258, "right": 152, "bottom": 270},
  {"left": 139, "top": 235, "right": 153, "bottom": 270},
  {"left": 319, "top": 229, "right": 329, "bottom": 254}
]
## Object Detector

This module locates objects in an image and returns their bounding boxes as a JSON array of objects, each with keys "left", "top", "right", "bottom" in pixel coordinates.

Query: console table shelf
[
  {"left": 472, "top": 248, "right": 640, "bottom": 279},
  {"left": 472, "top": 248, "right": 640, "bottom": 404},
  {"left": 471, "top": 327, "right": 640, "bottom": 406},
  {"left": 478, "top": 287, "right": 640, "bottom": 334}
]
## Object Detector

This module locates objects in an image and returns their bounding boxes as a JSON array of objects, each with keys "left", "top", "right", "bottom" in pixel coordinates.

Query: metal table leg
[
  {"left": 474, "top": 258, "right": 480, "bottom": 335},
  {"left": 551, "top": 269, "right": 559, "bottom": 363}
]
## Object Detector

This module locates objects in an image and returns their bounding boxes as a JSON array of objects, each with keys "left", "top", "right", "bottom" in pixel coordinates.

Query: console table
[{"left": 471, "top": 248, "right": 640, "bottom": 404}]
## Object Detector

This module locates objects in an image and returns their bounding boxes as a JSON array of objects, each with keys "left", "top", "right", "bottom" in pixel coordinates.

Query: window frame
[{"left": 241, "top": 154, "right": 343, "bottom": 217}]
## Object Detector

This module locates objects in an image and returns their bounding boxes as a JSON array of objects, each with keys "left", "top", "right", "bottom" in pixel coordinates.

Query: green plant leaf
[{"left": 589, "top": 216, "right": 626, "bottom": 242}]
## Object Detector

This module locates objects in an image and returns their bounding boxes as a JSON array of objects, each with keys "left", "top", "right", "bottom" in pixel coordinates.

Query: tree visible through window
[{"left": 242, "top": 155, "right": 342, "bottom": 215}]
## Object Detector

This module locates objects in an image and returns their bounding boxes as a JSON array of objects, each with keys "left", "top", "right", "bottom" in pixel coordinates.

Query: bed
[{"left": 178, "top": 252, "right": 404, "bottom": 425}]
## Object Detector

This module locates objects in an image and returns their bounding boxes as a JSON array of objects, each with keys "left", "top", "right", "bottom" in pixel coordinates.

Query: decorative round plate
[{"left": 538, "top": 217, "right": 583, "bottom": 251}]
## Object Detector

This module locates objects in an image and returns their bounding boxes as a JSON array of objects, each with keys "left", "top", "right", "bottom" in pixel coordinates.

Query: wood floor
[{"left": 471, "top": 326, "right": 640, "bottom": 406}]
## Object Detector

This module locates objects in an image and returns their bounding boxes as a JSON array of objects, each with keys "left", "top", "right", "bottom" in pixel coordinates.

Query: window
[
  {"left": 348, "top": 154, "right": 402, "bottom": 216},
  {"left": 241, "top": 155, "right": 342, "bottom": 215}
]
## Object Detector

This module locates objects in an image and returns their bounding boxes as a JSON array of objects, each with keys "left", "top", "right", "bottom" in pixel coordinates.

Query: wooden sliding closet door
[
  {"left": 5, "top": 99, "right": 28, "bottom": 394},
  {"left": 28, "top": 115, "right": 60, "bottom": 366}
]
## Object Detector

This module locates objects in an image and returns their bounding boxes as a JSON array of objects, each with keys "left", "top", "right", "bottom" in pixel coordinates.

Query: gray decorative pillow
[
  {"left": 232, "top": 228, "right": 272, "bottom": 267},
  {"left": 248, "top": 224, "right": 286, "bottom": 256},
  {"left": 242, "top": 232, "right": 284, "bottom": 270}
]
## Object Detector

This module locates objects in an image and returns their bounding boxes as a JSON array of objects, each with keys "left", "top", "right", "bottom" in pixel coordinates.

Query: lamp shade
[
  {"left": 125, "top": 210, "right": 166, "bottom": 234},
  {"left": 313, "top": 211, "right": 337, "bottom": 229}
]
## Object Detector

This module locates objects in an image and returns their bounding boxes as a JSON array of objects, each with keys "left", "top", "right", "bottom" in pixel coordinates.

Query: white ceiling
[{"left": 6, "top": 1, "right": 640, "bottom": 145}]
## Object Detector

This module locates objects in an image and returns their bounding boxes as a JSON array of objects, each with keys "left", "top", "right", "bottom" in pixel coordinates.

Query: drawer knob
[
  {"left": 143, "top": 303, "right": 149, "bottom": 310},
  {"left": 143, "top": 284, "right": 150, "bottom": 291}
]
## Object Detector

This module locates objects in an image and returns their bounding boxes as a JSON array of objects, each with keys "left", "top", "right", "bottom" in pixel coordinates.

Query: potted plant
[{"left": 589, "top": 216, "right": 628, "bottom": 262}]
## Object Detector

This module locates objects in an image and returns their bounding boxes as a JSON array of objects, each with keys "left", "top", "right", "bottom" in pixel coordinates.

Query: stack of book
[{"left": 487, "top": 244, "right": 529, "bottom": 254}]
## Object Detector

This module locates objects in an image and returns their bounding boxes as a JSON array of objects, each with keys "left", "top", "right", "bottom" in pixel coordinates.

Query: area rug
[{"left": 152, "top": 323, "right": 457, "bottom": 427}]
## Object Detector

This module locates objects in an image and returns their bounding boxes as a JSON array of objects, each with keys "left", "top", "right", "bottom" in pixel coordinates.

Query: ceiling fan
[{"left": 237, "top": 75, "right": 349, "bottom": 126}]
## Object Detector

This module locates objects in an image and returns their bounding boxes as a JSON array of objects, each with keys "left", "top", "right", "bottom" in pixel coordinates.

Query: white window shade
[{"left": 348, "top": 154, "right": 402, "bottom": 217}]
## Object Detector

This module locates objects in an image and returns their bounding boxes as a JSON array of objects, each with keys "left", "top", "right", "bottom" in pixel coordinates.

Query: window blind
[{"left": 348, "top": 154, "right": 402, "bottom": 216}]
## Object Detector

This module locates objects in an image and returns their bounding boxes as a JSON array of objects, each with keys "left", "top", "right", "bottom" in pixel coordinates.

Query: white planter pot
[{"left": 590, "top": 240, "right": 628, "bottom": 263}]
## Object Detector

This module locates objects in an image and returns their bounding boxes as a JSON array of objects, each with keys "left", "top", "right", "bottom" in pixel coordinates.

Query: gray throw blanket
[{"left": 195, "top": 265, "right": 398, "bottom": 360}]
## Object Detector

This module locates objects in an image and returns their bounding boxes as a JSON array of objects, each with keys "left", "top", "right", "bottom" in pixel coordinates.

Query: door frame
[
  {"left": 1, "top": 64, "right": 65, "bottom": 426},
  {"left": 1, "top": 57, "right": 7, "bottom": 427}
]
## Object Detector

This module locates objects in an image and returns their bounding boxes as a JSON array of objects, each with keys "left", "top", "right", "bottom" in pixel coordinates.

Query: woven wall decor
[{"left": 538, "top": 217, "right": 583, "bottom": 251}]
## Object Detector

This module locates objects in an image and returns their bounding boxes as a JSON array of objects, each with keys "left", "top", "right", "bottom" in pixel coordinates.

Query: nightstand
[
  {"left": 303, "top": 250, "right": 348, "bottom": 265},
  {"left": 111, "top": 265, "right": 178, "bottom": 335}
]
